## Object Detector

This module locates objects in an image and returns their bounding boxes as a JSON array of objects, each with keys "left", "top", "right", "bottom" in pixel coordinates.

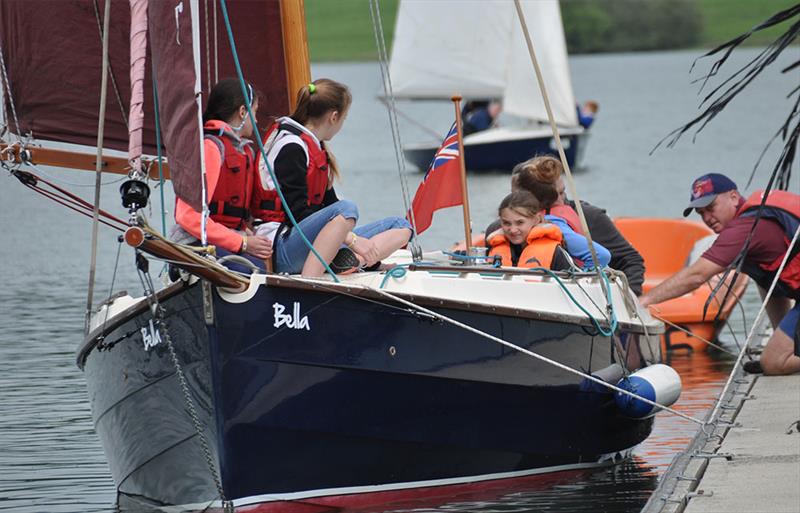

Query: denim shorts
[
  {"left": 778, "top": 301, "right": 799, "bottom": 338},
  {"left": 273, "top": 200, "right": 411, "bottom": 274}
]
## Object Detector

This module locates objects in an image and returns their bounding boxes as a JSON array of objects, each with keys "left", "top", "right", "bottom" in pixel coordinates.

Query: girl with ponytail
[{"left": 252, "top": 78, "right": 412, "bottom": 277}]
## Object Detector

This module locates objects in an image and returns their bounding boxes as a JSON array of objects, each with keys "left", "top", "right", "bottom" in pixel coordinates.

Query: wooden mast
[{"left": 280, "top": 0, "right": 311, "bottom": 111}]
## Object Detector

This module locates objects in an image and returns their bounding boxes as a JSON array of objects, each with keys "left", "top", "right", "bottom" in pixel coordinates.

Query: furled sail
[
  {"left": 389, "top": 0, "right": 578, "bottom": 127},
  {"left": 0, "top": 0, "right": 290, "bottom": 210}
]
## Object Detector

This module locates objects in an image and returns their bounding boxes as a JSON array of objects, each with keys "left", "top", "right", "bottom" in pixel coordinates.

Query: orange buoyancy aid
[
  {"left": 549, "top": 204, "right": 583, "bottom": 235},
  {"left": 736, "top": 189, "right": 800, "bottom": 298},
  {"left": 487, "top": 223, "right": 564, "bottom": 269},
  {"left": 203, "top": 120, "right": 256, "bottom": 230},
  {"left": 251, "top": 121, "right": 330, "bottom": 223}
]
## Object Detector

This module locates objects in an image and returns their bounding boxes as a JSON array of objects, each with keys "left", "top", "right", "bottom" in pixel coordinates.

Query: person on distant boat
[
  {"left": 511, "top": 156, "right": 645, "bottom": 294},
  {"left": 172, "top": 77, "right": 273, "bottom": 273},
  {"left": 577, "top": 100, "right": 599, "bottom": 129},
  {"left": 462, "top": 99, "right": 502, "bottom": 136},
  {"left": 639, "top": 173, "right": 800, "bottom": 376},
  {"left": 487, "top": 191, "right": 609, "bottom": 270},
  {"left": 251, "top": 78, "right": 412, "bottom": 277}
]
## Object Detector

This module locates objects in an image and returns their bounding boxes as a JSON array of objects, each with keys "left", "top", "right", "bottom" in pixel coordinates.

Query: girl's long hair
[{"left": 290, "top": 79, "right": 352, "bottom": 181}]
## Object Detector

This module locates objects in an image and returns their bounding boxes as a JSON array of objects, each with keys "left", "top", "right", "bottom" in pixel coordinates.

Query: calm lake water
[{"left": 1, "top": 47, "right": 797, "bottom": 512}]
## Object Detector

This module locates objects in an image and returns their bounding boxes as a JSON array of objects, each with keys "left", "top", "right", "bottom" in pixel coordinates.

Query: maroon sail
[{"left": 0, "top": 0, "right": 289, "bottom": 210}]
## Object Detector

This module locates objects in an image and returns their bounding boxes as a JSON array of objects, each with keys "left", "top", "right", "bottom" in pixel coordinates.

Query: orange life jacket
[
  {"left": 251, "top": 121, "right": 330, "bottom": 223},
  {"left": 548, "top": 204, "right": 583, "bottom": 235},
  {"left": 203, "top": 120, "right": 255, "bottom": 230},
  {"left": 487, "top": 223, "right": 564, "bottom": 268},
  {"left": 735, "top": 189, "right": 800, "bottom": 298}
]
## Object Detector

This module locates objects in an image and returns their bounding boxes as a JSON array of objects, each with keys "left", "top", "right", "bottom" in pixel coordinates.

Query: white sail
[{"left": 389, "top": 0, "right": 578, "bottom": 126}]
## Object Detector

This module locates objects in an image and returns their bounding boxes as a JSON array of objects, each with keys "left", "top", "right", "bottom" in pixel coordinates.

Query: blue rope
[
  {"left": 218, "top": 0, "right": 339, "bottom": 282},
  {"left": 151, "top": 63, "right": 167, "bottom": 236}
]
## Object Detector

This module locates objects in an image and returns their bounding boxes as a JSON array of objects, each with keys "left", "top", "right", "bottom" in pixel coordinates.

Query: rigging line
[
  {"left": 376, "top": 96, "right": 442, "bottom": 140},
  {"left": 136, "top": 257, "right": 228, "bottom": 507},
  {"left": 23, "top": 169, "right": 129, "bottom": 226},
  {"left": 204, "top": 0, "right": 212, "bottom": 92},
  {"left": 368, "top": 0, "right": 420, "bottom": 248},
  {"left": 213, "top": 0, "right": 219, "bottom": 84},
  {"left": 25, "top": 161, "right": 126, "bottom": 187},
  {"left": 92, "top": 0, "right": 129, "bottom": 128},
  {"left": 650, "top": 314, "right": 738, "bottom": 356},
  {"left": 512, "top": 0, "right": 608, "bottom": 301},
  {"left": 0, "top": 42, "right": 22, "bottom": 142},
  {"left": 86, "top": 0, "right": 113, "bottom": 335},
  {"left": 706, "top": 221, "right": 800, "bottom": 425},
  {"left": 704, "top": 279, "right": 744, "bottom": 351},
  {"left": 286, "top": 273, "right": 704, "bottom": 426},
  {"left": 22, "top": 185, "right": 127, "bottom": 232},
  {"left": 217, "top": 0, "right": 340, "bottom": 282},
  {"left": 151, "top": 62, "right": 167, "bottom": 236},
  {"left": 99, "top": 240, "right": 123, "bottom": 336}
]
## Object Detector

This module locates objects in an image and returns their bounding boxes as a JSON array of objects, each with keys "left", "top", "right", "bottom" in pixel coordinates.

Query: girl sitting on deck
[
  {"left": 251, "top": 78, "right": 412, "bottom": 277},
  {"left": 172, "top": 78, "right": 273, "bottom": 274},
  {"left": 487, "top": 191, "right": 610, "bottom": 270}
]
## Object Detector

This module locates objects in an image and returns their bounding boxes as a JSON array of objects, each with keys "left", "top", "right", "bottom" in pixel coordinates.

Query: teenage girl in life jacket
[
  {"left": 487, "top": 191, "right": 610, "bottom": 270},
  {"left": 252, "top": 78, "right": 412, "bottom": 277},
  {"left": 172, "top": 78, "right": 273, "bottom": 272}
]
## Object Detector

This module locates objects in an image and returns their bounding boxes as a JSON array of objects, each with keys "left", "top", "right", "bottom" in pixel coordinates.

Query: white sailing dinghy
[{"left": 389, "top": 0, "right": 589, "bottom": 172}]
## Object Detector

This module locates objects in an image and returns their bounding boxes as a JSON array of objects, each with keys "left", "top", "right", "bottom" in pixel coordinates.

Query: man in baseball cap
[{"left": 641, "top": 173, "right": 800, "bottom": 376}]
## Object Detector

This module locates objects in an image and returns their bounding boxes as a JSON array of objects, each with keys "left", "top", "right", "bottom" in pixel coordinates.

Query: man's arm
[{"left": 639, "top": 257, "right": 724, "bottom": 308}]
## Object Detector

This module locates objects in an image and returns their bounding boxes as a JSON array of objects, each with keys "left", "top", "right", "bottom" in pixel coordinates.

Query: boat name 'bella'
[
  {"left": 273, "top": 302, "right": 310, "bottom": 331},
  {"left": 141, "top": 320, "right": 162, "bottom": 351}
]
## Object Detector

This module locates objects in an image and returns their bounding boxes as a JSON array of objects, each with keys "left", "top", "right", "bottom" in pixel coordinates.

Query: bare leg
[
  {"left": 761, "top": 328, "right": 800, "bottom": 375},
  {"left": 301, "top": 215, "right": 354, "bottom": 277},
  {"left": 758, "top": 286, "right": 793, "bottom": 328},
  {"left": 366, "top": 228, "right": 413, "bottom": 262}
]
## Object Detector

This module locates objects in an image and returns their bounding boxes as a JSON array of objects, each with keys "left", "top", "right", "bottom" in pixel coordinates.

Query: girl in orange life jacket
[
  {"left": 487, "top": 191, "right": 570, "bottom": 269},
  {"left": 252, "top": 79, "right": 412, "bottom": 277},
  {"left": 172, "top": 78, "right": 273, "bottom": 272}
]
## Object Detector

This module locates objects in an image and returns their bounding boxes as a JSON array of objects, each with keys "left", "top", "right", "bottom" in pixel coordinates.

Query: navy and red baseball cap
[{"left": 682, "top": 173, "right": 738, "bottom": 217}]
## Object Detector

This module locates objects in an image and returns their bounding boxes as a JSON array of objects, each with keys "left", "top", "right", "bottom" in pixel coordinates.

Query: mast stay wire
[
  {"left": 86, "top": 0, "right": 113, "bottom": 335},
  {"left": 0, "top": 42, "right": 22, "bottom": 143},
  {"left": 368, "top": 0, "right": 422, "bottom": 256}
]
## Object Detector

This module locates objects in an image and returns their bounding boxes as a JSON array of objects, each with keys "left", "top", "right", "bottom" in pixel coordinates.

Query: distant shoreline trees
[{"left": 561, "top": 0, "right": 702, "bottom": 53}]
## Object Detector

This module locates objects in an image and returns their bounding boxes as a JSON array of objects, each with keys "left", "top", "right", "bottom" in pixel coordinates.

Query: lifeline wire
[
  {"left": 217, "top": 0, "right": 340, "bottom": 282},
  {"left": 368, "top": 0, "right": 420, "bottom": 244},
  {"left": 706, "top": 221, "right": 800, "bottom": 424},
  {"left": 290, "top": 272, "right": 705, "bottom": 427}
]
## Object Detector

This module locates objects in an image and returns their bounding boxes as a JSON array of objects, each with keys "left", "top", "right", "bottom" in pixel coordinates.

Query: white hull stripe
[{"left": 168, "top": 448, "right": 635, "bottom": 510}]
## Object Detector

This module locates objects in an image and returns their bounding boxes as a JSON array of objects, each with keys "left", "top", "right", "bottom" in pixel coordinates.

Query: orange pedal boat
[{"left": 614, "top": 218, "right": 748, "bottom": 353}]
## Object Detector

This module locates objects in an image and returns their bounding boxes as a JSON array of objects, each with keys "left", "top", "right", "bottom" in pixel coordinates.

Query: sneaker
[
  {"left": 329, "top": 247, "right": 360, "bottom": 275},
  {"left": 742, "top": 359, "right": 764, "bottom": 374}
]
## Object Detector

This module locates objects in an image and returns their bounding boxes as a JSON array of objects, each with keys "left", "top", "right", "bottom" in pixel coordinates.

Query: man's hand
[{"left": 640, "top": 257, "right": 724, "bottom": 308}]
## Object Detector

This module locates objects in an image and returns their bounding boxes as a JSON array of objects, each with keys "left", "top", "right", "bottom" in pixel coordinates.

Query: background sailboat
[{"left": 389, "top": 0, "right": 588, "bottom": 172}]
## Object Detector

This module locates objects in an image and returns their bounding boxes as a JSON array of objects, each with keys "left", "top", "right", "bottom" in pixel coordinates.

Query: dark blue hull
[
  {"left": 404, "top": 131, "right": 585, "bottom": 172},
  {"left": 79, "top": 279, "right": 653, "bottom": 509}
]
